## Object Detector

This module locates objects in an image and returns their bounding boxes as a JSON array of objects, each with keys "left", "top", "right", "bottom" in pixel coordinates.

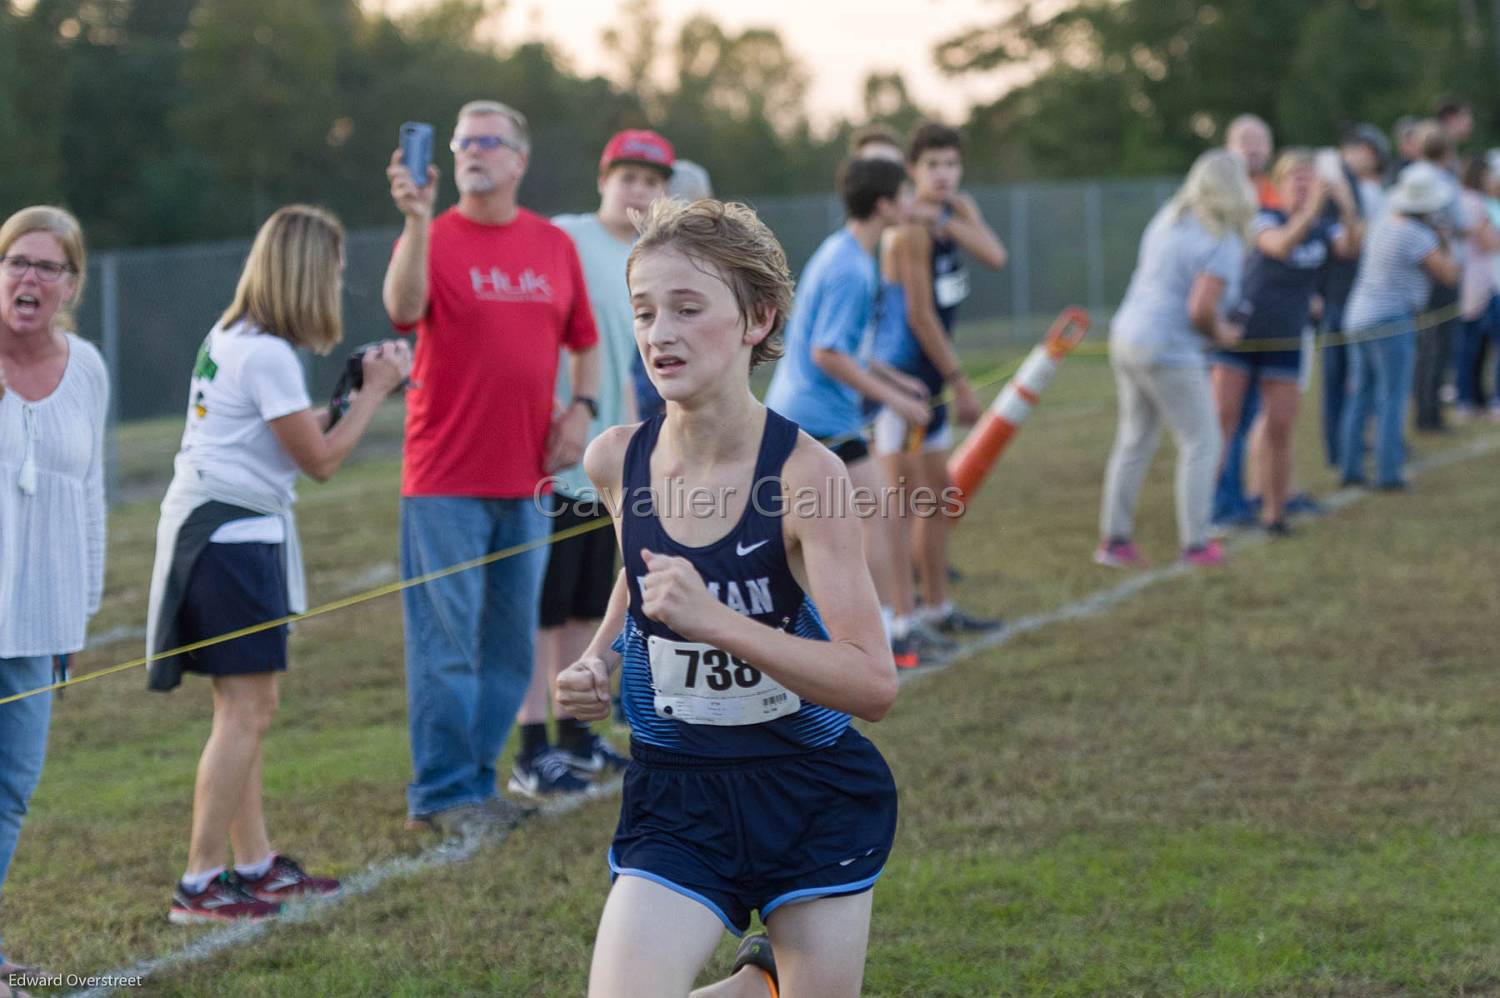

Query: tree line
[{"left": 1, "top": 0, "right": 1493, "bottom": 250}]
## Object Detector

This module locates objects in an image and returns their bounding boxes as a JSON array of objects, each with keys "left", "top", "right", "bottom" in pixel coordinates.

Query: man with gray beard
[{"left": 383, "top": 100, "right": 601, "bottom": 835}]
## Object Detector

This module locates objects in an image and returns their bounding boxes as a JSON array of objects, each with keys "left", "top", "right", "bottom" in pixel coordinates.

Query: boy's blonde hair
[
  {"left": 627, "top": 199, "right": 792, "bottom": 370},
  {"left": 220, "top": 204, "right": 344, "bottom": 355},
  {"left": 0, "top": 205, "right": 87, "bottom": 328}
]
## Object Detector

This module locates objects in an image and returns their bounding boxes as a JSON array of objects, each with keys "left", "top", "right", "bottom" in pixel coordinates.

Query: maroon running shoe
[
  {"left": 169, "top": 872, "right": 281, "bottom": 925},
  {"left": 239, "top": 855, "right": 341, "bottom": 902}
]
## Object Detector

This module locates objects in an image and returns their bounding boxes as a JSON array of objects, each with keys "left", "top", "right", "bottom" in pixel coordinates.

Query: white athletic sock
[
  {"left": 880, "top": 606, "right": 894, "bottom": 642},
  {"left": 234, "top": 853, "right": 276, "bottom": 881},
  {"left": 891, "top": 614, "right": 912, "bottom": 641},
  {"left": 181, "top": 866, "right": 224, "bottom": 895}
]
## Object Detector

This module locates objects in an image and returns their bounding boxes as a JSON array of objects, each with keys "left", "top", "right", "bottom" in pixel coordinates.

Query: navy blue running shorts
[
  {"left": 179, "top": 542, "right": 290, "bottom": 677},
  {"left": 607, "top": 728, "right": 898, "bottom": 934}
]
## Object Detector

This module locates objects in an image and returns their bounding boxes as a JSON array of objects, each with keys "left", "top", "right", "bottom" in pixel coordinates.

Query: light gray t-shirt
[
  {"left": 551, "top": 213, "right": 636, "bottom": 499},
  {"left": 1344, "top": 215, "right": 1440, "bottom": 331},
  {"left": 1109, "top": 208, "right": 1244, "bottom": 368}
]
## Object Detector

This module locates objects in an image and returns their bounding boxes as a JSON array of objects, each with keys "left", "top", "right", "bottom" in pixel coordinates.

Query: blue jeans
[
  {"left": 1212, "top": 376, "right": 1260, "bottom": 523},
  {"left": 1341, "top": 317, "right": 1416, "bottom": 487},
  {"left": 1455, "top": 295, "right": 1500, "bottom": 408},
  {"left": 1321, "top": 301, "right": 1348, "bottom": 467},
  {"left": 1, "top": 655, "right": 53, "bottom": 965},
  {"left": 400, "top": 497, "right": 549, "bottom": 817}
]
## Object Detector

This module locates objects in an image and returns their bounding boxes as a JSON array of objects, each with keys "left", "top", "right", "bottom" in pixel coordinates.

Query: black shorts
[
  {"left": 179, "top": 542, "right": 289, "bottom": 677},
  {"left": 539, "top": 493, "right": 616, "bottom": 628},
  {"left": 608, "top": 728, "right": 898, "bottom": 934},
  {"left": 818, "top": 434, "right": 870, "bottom": 467}
]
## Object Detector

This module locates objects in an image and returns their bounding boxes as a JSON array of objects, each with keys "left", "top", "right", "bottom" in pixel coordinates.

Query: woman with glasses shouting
[{"left": 0, "top": 206, "right": 106, "bottom": 995}]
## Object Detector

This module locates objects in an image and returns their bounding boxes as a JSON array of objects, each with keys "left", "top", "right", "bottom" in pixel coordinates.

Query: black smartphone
[{"left": 400, "top": 122, "right": 433, "bottom": 187}]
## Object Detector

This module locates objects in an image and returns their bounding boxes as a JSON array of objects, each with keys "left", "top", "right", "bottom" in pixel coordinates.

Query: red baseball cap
[{"left": 600, "top": 129, "right": 675, "bottom": 177}]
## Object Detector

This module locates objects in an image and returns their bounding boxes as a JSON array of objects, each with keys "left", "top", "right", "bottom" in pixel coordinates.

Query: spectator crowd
[{"left": 2, "top": 95, "right": 1497, "bottom": 996}]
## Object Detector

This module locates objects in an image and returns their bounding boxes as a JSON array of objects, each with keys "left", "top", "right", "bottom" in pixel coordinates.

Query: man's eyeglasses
[
  {"left": 0, "top": 255, "right": 75, "bottom": 282},
  {"left": 449, "top": 134, "right": 525, "bottom": 155}
]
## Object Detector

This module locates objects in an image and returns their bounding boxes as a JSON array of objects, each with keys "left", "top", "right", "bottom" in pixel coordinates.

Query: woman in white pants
[{"left": 1097, "top": 150, "right": 1255, "bottom": 568}]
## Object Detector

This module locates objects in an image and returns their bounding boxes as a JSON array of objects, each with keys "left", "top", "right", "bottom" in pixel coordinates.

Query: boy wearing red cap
[{"left": 507, "top": 130, "right": 677, "bottom": 797}]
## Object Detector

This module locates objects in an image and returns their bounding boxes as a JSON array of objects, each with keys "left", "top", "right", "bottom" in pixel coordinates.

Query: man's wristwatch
[{"left": 572, "top": 396, "right": 599, "bottom": 419}]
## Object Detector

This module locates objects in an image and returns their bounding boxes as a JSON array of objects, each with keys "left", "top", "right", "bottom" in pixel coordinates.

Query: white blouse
[{"left": 0, "top": 333, "right": 108, "bottom": 657}]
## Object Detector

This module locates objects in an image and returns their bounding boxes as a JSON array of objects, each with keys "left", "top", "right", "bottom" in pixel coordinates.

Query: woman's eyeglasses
[{"left": 0, "top": 255, "right": 75, "bottom": 282}]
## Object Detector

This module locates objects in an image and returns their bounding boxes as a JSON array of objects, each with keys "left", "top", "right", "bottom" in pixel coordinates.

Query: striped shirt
[
  {"left": 0, "top": 333, "right": 108, "bottom": 657},
  {"left": 1345, "top": 216, "right": 1440, "bottom": 332}
]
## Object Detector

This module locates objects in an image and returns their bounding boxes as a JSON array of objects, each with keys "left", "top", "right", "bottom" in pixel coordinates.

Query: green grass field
[{"left": 7, "top": 329, "right": 1500, "bottom": 996}]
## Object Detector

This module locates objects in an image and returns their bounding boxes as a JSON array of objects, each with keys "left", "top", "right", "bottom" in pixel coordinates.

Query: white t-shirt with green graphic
[{"left": 175, "top": 319, "right": 311, "bottom": 538}]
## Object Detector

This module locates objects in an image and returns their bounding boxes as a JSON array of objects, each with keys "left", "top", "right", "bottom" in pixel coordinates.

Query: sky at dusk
[{"left": 372, "top": 0, "right": 1020, "bottom": 128}]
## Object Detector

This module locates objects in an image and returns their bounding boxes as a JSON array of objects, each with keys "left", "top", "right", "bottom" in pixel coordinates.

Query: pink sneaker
[
  {"left": 1094, "top": 539, "right": 1148, "bottom": 568},
  {"left": 1180, "top": 540, "right": 1226, "bottom": 567}
]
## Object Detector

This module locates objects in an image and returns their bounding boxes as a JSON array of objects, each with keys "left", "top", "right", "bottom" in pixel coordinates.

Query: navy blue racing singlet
[
  {"left": 614, "top": 409, "right": 850, "bottom": 758},
  {"left": 929, "top": 203, "right": 969, "bottom": 335},
  {"left": 872, "top": 204, "right": 970, "bottom": 394}
]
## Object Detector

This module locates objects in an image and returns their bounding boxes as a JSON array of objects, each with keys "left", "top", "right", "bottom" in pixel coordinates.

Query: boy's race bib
[{"left": 647, "top": 635, "right": 799, "bottom": 726}]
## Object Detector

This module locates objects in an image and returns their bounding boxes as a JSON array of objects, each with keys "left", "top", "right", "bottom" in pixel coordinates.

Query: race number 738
[
  {"left": 647, "top": 635, "right": 799, "bottom": 726},
  {"left": 674, "top": 647, "right": 762, "bottom": 691}
]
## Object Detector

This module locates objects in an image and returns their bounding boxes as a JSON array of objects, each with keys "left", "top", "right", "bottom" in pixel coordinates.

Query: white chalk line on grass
[{"left": 70, "top": 431, "right": 1500, "bottom": 996}]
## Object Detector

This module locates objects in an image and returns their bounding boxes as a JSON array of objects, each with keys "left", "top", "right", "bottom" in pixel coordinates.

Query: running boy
[
  {"left": 556, "top": 198, "right": 900, "bottom": 998},
  {"left": 873, "top": 121, "right": 1007, "bottom": 634}
]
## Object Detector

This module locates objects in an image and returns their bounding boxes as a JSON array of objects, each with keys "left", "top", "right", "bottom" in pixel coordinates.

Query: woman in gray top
[
  {"left": 1097, "top": 150, "right": 1253, "bottom": 569},
  {"left": 1339, "top": 163, "right": 1459, "bottom": 489}
]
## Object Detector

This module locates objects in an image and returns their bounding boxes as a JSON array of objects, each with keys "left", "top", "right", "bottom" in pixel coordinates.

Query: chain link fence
[{"left": 77, "top": 177, "right": 1176, "bottom": 503}]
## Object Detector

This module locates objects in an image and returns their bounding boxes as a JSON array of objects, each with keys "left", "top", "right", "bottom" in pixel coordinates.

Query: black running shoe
[
  {"left": 560, "top": 733, "right": 630, "bottom": 776},
  {"left": 890, "top": 634, "right": 919, "bottom": 670},
  {"left": 507, "top": 748, "right": 592, "bottom": 799},
  {"left": 932, "top": 606, "right": 1003, "bottom": 634},
  {"left": 731, "top": 933, "right": 778, "bottom": 991}
]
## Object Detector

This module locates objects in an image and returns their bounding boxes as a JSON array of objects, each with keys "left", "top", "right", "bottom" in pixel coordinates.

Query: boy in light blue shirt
[{"left": 766, "top": 157, "right": 946, "bottom": 668}]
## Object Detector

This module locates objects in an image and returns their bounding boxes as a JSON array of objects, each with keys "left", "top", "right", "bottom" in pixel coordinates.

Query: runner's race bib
[
  {"left": 934, "top": 267, "right": 970, "bottom": 309},
  {"left": 647, "top": 635, "right": 798, "bottom": 726}
]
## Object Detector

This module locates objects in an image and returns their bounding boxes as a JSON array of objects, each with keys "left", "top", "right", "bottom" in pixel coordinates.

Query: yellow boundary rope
[{"left": 0, "top": 302, "right": 1461, "bottom": 707}]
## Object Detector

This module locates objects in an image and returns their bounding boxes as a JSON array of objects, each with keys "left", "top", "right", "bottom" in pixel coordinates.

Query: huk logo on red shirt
[{"left": 469, "top": 266, "right": 554, "bottom": 302}]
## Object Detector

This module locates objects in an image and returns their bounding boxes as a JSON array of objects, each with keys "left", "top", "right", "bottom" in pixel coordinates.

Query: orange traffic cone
[{"left": 948, "top": 307, "right": 1090, "bottom": 513}]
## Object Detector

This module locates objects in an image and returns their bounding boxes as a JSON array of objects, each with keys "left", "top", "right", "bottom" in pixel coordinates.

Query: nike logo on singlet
[{"left": 735, "top": 539, "right": 769, "bottom": 556}]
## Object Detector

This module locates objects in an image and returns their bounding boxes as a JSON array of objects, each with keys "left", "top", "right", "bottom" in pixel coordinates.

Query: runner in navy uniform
[{"left": 556, "top": 198, "right": 899, "bottom": 998}]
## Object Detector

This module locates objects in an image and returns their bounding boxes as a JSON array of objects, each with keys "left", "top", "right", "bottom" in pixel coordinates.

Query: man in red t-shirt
[{"left": 383, "top": 99, "right": 600, "bottom": 832}]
